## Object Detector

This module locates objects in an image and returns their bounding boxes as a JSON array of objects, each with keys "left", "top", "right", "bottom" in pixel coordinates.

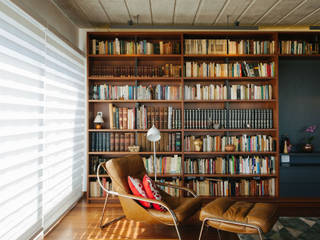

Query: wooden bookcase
[{"left": 86, "top": 31, "right": 281, "bottom": 202}]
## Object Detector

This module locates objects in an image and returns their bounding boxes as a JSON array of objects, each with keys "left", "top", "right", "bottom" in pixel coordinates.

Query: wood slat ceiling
[{"left": 51, "top": 0, "right": 320, "bottom": 28}]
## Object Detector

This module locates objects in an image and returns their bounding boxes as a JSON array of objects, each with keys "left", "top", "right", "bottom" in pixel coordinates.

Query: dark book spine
[
  {"left": 115, "top": 133, "right": 120, "bottom": 151},
  {"left": 106, "top": 133, "right": 110, "bottom": 151},
  {"left": 91, "top": 132, "right": 95, "bottom": 152},
  {"left": 120, "top": 133, "right": 125, "bottom": 151},
  {"left": 102, "top": 132, "right": 106, "bottom": 152},
  {"left": 176, "top": 132, "right": 181, "bottom": 151},
  {"left": 110, "top": 133, "right": 115, "bottom": 152}
]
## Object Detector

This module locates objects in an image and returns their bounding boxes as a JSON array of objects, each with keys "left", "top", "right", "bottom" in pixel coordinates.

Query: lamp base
[{"left": 95, "top": 123, "right": 102, "bottom": 129}]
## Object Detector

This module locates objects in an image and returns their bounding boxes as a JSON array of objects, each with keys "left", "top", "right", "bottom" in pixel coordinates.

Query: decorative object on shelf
[
  {"left": 280, "top": 134, "right": 291, "bottom": 153},
  {"left": 147, "top": 125, "right": 161, "bottom": 181},
  {"left": 225, "top": 144, "right": 235, "bottom": 152},
  {"left": 303, "top": 125, "right": 317, "bottom": 153},
  {"left": 128, "top": 145, "right": 140, "bottom": 152},
  {"left": 93, "top": 112, "right": 104, "bottom": 129},
  {"left": 283, "top": 140, "right": 288, "bottom": 154},
  {"left": 213, "top": 122, "right": 220, "bottom": 129},
  {"left": 193, "top": 138, "right": 203, "bottom": 152}
]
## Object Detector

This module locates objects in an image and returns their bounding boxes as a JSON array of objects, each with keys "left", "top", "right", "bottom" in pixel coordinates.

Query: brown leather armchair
[{"left": 96, "top": 155, "right": 202, "bottom": 240}]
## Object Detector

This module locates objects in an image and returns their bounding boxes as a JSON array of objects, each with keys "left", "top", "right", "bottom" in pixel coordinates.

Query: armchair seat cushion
[
  {"left": 200, "top": 198, "right": 278, "bottom": 234},
  {"left": 148, "top": 197, "right": 202, "bottom": 224}
]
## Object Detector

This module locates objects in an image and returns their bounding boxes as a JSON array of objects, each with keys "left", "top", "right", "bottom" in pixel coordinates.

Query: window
[{"left": 0, "top": 1, "right": 85, "bottom": 239}]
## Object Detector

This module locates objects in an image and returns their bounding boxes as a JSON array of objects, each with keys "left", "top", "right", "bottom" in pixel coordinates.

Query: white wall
[{"left": 11, "top": 0, "right": 79, "bottom": 47}]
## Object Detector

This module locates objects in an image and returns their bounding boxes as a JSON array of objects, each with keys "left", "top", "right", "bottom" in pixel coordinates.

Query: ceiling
[{"left": 51, "top": 0, "right": 320, "bottom": 28}]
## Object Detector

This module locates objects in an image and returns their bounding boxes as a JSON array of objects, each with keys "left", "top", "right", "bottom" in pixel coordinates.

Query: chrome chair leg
[
  {"left": 198, "top": 219, "right": 207, "bottom": 240},
  {"left": 173, "top": 223, "right": 182, "bottom": 240},
  {"left": 198, "top": 217, "right": 264, "bottom": 240},
  {"left": 99, "top": 193, "right": 125, "bottom": 228},
  {"left": 217, "top": 229, "right": 222, "bottom": 240}
]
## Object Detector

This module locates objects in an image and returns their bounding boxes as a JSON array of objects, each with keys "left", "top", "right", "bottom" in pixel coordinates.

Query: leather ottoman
[{"left": 199, "top": 198, "right": 278, "bottom": 240}]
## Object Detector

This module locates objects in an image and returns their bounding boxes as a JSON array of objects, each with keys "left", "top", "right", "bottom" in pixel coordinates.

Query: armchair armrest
[{"left": 155, "top": 181, "right": 198, "bottom": 198}]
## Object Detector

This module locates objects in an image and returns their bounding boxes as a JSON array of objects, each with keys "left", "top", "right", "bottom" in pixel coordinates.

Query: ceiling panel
[
  {"left": 76, "top": 0, "right": 110, "bottom": 26},
  {"left": 174, "top": 0, "right": 200, "bottom": 24},
  {"left": 53, "top": 0, "right": 320, "bottom": 27},
  {"left": 195, "top": 0, "right": 225, "bottom": 24},
  {"left": 215, "top": 0, "right": 252, "bottom": 25},
  {"left": 298, "top": 9, "right": 320, "bottom": 24},
  {"left": 53, "top": 0, "right": 93, "bottom": 27},
  {"left": 126, "top": 0, "right": 152, "bottom": 24},
  {"left": 151, "top": 0, "right": 175, "bottom": 24},
  {"left": 258, "top": 0, "right": 302, "bottom": 25},
  {"left": 99, "top": 0, "right": 130, "bottom": 24},
  {"left": 280, "top": 0, "right": 320, "bottom": 25},
  {"left": 239, "top": 0, "right": 278, "bottom": 25}
]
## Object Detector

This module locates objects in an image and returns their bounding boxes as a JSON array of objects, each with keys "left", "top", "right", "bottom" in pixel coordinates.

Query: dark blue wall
[
  {"left": 279, "top": 59, "right": 320, "bottom": 152},
  {"left": 279, "top": 59, "right": 320, "bottom": 197}
]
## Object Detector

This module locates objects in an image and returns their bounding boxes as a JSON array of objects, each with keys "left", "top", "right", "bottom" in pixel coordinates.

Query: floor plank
[{"left": 45, "top": 199, "right": 239, "bottom": 240}]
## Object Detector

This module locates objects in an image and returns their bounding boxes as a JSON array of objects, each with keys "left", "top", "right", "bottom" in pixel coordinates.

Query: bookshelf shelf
[
  {"left": 88, "top": 100, "right": 183, "bottom": 103},
  {"left": 89, "top": 152, "right": 183, "bottom": 155},
  {"left": 87, "top": 31, "right": 280, "bottom": 202},
  {"left": 88, "top": 54, "right": 182, "bottom": 58},
  {"left": 184, "top": 100, "right": 276, "bottom": 103},
  {"left": 88, "top": 129, "right": 182, "bottom": 132},
  {"left": 183, "top": 128, "right": 277, "bottom": 132},
  {"left": 88, "top": 76, "right": 182, "bottom": 81},
  {"left": 184, "top": 152, "right": 277, "bottom": 155},
  {"left": 183, "top": 77, "right": 276, "bottom": 81},
  {"left": 184, "top": 174, "right": 277, "bottom": 178},
  {"left": 183, "top": 54, "right": 276, "bottom": 58}
]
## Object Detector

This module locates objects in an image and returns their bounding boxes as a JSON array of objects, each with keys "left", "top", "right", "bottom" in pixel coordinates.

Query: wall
[
  {"left": 279, "top": 59, "right": 320, "bottom": 151},
  {"left": 11, "top": 0, "right": 79, "bottom": 47}
]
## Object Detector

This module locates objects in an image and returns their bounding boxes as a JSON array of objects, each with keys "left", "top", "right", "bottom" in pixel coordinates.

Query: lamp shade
[
  {"left": 94, "top": 113, "right": 104, "bottom": 123},
  {"left": 147, "top": 125, "right": 161, "bottom": 142}
]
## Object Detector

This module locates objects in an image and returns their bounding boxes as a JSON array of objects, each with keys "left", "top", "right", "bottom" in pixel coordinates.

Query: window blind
[
  {"left": 43, "top": 30, "right": 85, "bottom": 231},
  {"left": 0, "top": 1, "right": 85, "bottom": 239}
]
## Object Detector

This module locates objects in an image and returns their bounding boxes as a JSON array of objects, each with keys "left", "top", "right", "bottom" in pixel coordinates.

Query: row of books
[
  {"left": 228, "top": 40, "right": 275, "bottom": 55},
  {"left": 137, "top": 133, "right": 182, "bottom": 152},
  {"left": 184, "top": 39, "right": 275, "bottom": 55},
  {"left": 184, "top": 109, "right": 227, "bottom": 129},
  {"left": 228, "top": 109, "right": 273, "bottom": 129},
  {"left": 185, "top": 178, "right": 275, "bottom": 196},
  {"left": 142, "top": 155, "right": 181, "bottom": 174},
  {"left": 90, "top": 64, "right": 181, "bottom": 77},
  {"left": 89, "top": 156, "right": 108, "bottom": 174},
  {"left": 230, "top": 84, "right": 273, "bottom": 100},
  {"left": 185, "top": 61, "right": 275, "bottom": 77},
  {"left": 91, "top": 38, "right": 181, "bottom": 55},
  {"left": 184, "top": 39, "right": 227, "bottom": 55},
  {"left": 90, "top": 132, "right": 182, "bottom": 152},
  {"left": 90, "top": 132, "right": 135, "bottom": 152},
  {"left": 158, "top": 179, "right": 180, "bottom": 197},
  {"left": 279, "top": 40, "right": 320, "bottom": 55},
  {"left": 91, "top": 84, "right": 182, "bottom": 100},
  {"left": 108, "top": 105, "right": 181, "bottom": 130},
  {"left": 184, "top": 84, "right": 227, "bottom": 100},
  {"left": 184, "top": 108, "right": 273, "bottom": 129},
  {"left": 184, "top": 134, "right": 275, "bottom": 152},
  {"left": 184, "top": 156, "right": 275, "bottom": 175},
  {"left": 89, "top": 178, "right": 111, "bottom": 197}
]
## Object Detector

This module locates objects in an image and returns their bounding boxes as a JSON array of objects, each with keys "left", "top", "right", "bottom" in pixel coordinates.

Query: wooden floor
[
  {"left": 44, "top": 198, "right": 320, "bottom": 240},
  {"left": 45, "top": 199, "right": 238, "bottom": 240}
]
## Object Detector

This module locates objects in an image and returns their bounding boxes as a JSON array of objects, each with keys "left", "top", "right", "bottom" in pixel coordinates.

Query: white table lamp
[{"left": 147, "top": 125, "right": 161, "bottom": 181}]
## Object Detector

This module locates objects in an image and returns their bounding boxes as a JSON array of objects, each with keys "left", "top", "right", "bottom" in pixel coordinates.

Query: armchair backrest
[
  {"left": 105, "top": 155, "right": 147, "bottom": 194},
  {"left": 104, "top": 155, "right": 157, "bottom": 222}
]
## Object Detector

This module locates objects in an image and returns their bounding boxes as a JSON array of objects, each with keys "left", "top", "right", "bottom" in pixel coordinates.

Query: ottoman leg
[{"left": 199, "top": 217, "right": 265, "bottom": 240}]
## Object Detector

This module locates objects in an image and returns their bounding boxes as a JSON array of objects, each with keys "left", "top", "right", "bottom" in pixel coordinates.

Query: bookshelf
[{"left": 86, "top": 31, "right": 280, "bottom": 202}]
